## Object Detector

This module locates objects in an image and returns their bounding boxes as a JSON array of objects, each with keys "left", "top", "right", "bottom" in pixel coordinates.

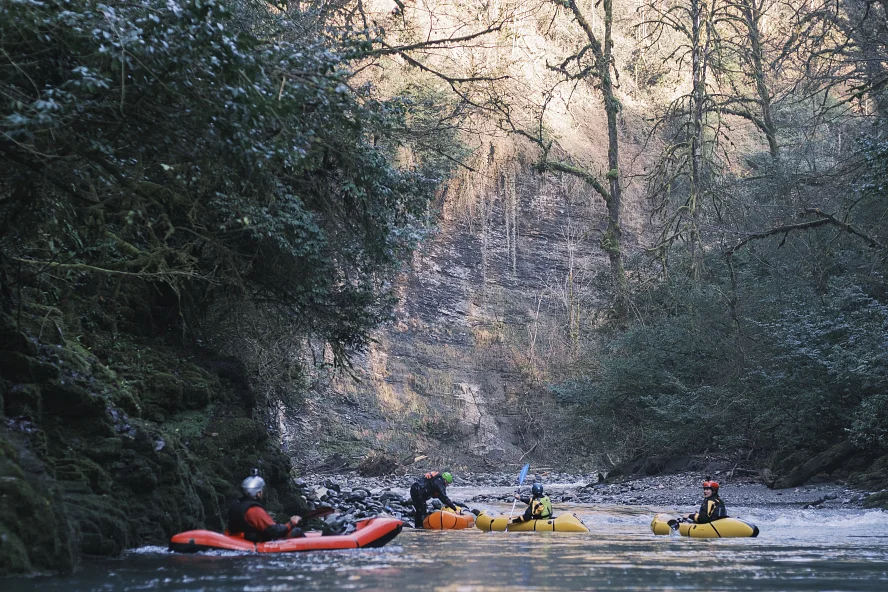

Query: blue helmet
[{"left": 531, "top": 483, "right": 544, "bottom": 497}]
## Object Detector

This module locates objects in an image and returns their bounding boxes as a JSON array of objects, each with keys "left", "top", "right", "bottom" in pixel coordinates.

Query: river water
[{"left": 7, "top": 503, "right": 888, "bottom": 591}]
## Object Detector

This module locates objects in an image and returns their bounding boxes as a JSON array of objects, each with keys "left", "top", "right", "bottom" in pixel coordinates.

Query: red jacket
[{"left": 227, "top": 497, "right": 298, "bottom": 541}]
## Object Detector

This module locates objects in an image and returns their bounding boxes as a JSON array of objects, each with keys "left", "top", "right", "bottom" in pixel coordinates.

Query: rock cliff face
[{"left": 290, "top": 164, "right": 642, "bottom": 472}]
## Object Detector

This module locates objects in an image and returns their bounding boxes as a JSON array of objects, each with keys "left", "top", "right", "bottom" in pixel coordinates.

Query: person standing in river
[
  {"left": 226, "top": 469, "right": 305, "bottom": 541},
  {"left": 410, "top": 470, "right": 458, "bottom": 528},
  {"left": 687, "top": 480, "right": 728, "bottom": 524},
  {"left": 512, "top": 482, "right": 553, "bottom": 523}
]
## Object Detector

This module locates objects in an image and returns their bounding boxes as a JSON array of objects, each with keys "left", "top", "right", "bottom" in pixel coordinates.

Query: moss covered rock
[
  {"left": 0, "top": 310, "right": 305, "bottom": 576},
  {"left": 54, "top": 457, "right": 114, "bottom": 493},
  {"left": 180, "top": 369, "right": 219, "bottom": 409},
  {"left": 142, "top": 372, "right": 185, "bottom": 411},
  {"left": 41, "top": 380, "right": 107, "bottom": 419},
  {"left": 0, "top": 526, "right": 31, "bottom": 573},
  {"left": 211, "top": 417, "right": 269, "bottom": 448},
  {"left": 63, "top": 490, "right": 130, "bottom": 556},
  {"left": 4, "top": 383, "right": 41, "bottom": 418},
  {"left": 0, "top": 430, "right": 76, "bottom": 575},
  {"left": 863, "top": 490, "right": 888, "bottom": 509},
  {"left": 762, "top": 448, "right": 811, "bottom": 487},
  {"left": 850, "top": 455, "right": 888, "bottom": 494},
  {"left": 0, "top": 315, "right": 38, "bottom": 356},
  {"left": 0, "top": 351, "right": 48, "bottom": 382}
]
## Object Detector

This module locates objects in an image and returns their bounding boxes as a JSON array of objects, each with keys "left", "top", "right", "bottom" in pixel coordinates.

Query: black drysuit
[{"left": 410, "top": 473, "right": 455, "bottom": 528}]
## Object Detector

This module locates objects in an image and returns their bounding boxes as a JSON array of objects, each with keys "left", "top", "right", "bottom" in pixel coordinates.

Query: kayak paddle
[{"left": 508, "top": 463, "right": 531, "bottom": 521}]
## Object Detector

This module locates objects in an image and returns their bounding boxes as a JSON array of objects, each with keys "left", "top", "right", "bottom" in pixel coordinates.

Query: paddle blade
[{"left": 518, "top": 463, "right": 530, "bottom": 485}]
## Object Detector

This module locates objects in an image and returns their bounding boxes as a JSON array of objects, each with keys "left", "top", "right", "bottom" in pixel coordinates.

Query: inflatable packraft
[
  {"left": 169, "top": 517, "right": 403, "bottom": 553},
  {"left": 650, "top": 513, "right": 759, "bottom": 538},
  {"left": 475, "top": 510, "right": 589, "bottom": 532},
  {"left": 423, "top": 509, "right": 475, "bottom": 530}
]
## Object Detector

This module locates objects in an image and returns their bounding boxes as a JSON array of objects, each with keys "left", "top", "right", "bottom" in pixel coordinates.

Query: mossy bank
[
  {"left": 0, "top": 0, "right": 449, "bottom": 576},
  {"left": 0, "top": 308, "right": 305, "bottom": 575}
]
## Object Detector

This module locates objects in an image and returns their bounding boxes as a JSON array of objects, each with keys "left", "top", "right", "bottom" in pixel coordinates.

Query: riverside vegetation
[
  {"left": 0, "top": 0, "right": 449, "bottom": 574},
  {"left": 2, "top": 0, "right": 888, "bottom": 576}
]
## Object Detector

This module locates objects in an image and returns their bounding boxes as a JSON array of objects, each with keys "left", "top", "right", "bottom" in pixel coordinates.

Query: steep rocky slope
[{"left": 288, "top": 162, "right": 646, "bottom": 474}]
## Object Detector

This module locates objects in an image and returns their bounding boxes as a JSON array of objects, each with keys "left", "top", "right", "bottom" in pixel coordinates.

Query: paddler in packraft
[
  {"left": 226, "top": 469, "right": 305, "bottom": 541},
  {"left": 410, "top": 470, "right": 458, "bottom": 528},
  {"left": 512, "top": 482, "right": 553, "bottom": 523},
  {"left": 686, "top": 480, "right": 728, "bottom": 524}
]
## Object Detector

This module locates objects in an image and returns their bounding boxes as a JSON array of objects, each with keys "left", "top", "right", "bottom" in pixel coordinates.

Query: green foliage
[
  {"left": 850, "top": 394, "right": 888, "bottom": 451},
  {"left": 553, "top": 279, "right": 745, "bottom": 459},
  {"left": 0, "top": 428, "right": 77, "bottom": 574},
  {"left": 741, "top": 281, "right": 888, "bottom": 446},
  {"left": 557, "top": 253, "right": 888, "bottom": 463},
  {"left": 0, "top": 0, "right": 443, "bottom": 362},
  {"left": 0, "top": 3, "right": 449, "bottom": 571},
  {"left": 857, "top": 134, "right": 888, "bottom": 206}
]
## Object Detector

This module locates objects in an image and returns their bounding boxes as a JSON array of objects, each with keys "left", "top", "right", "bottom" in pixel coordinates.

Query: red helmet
[{"left": 702, "top": 480, "right": 719, "bottom": 490}]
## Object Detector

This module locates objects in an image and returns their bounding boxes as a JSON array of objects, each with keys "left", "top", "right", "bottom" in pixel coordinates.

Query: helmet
[
  {"left": 442, "top": 472, "right": 453, "bottom": 484},
  {"left": 531, "top": 483, "right": 544, "bottom": 496},
  {"left": 702, "top": 480, "right": 719, "bottom": 491},
  {"left": 242, "top": 468, "right": 266, "bottom": 499}
]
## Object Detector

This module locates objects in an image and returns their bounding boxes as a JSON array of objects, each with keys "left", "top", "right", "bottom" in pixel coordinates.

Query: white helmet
[{"left": 241, "top": 468, "right": 266, "bottom": 499}]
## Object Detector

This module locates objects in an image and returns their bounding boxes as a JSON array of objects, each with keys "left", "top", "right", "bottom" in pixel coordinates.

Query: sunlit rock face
[
  {"left": 271, "top": 0, "right": 658, "bottom": 473},
  {"left": 287, "top": 163, "right": 643, "bottom": 471}
]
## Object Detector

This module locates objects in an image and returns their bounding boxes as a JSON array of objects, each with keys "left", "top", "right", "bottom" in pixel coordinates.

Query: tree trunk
[
  {"left": 741, "top": 0, "right": 779, "bottom": 162},
  {"left": 566, "top": 0, "right": 629, "bottom": 316},
  {"left": 689, "top": 0, "right": 706, "bottom": 278}
]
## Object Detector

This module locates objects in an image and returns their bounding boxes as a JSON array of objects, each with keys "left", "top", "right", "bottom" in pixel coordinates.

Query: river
[{"left": 6, "top": 502, "right": 888, "bottom": 591}]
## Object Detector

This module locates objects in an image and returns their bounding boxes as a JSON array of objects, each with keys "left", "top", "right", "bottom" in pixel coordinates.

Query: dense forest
[
  {"left": 526, "top": 0, "right": 888, "bottom": 491},
  {"left": 1, "top": 0, "right": 886, "bottom": 574}
]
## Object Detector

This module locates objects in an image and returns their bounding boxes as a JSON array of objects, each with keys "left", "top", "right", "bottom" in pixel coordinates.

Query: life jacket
[
  {"left": 696, "top": 496, "right": 728, "bottom": 523},
  {"left": 227, "top": 497, "right": 264, "bottom": 542},
  {"left": 531, "top": 496, "right": 553, "bottom": 519},
  {"left": 710, "top": 497, "right": 728, "bottom": 519}
]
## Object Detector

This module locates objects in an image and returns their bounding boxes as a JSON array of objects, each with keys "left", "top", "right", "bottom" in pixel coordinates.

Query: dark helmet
[
  {"left": 531, "top": 483, "right": 544, "bottom": 497},
  {"left": 241, "top": 468, "right": 266, "bottom": 499}
]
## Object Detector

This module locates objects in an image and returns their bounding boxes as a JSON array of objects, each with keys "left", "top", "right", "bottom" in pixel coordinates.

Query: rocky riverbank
[{"left": 294, "top": 469, "right": 880, "bottom": 532}]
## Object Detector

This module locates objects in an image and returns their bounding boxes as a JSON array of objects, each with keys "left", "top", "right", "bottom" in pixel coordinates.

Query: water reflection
[{"left": 5, "top": 505, "right": 888, "bottom": 591}]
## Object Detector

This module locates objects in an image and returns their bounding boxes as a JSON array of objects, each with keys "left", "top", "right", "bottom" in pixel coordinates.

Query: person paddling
[
  {"left": 410, "top": 470, "right": 458, "bottom": 528},
  {"left": 512, "top": 482, "right": 553, "bottom": 523},
  {"left": 687, "top": 480, "right": 728, "bottom": 524},
  {"left": 226, "top": 469, "right": 304, "bottom": 541}
]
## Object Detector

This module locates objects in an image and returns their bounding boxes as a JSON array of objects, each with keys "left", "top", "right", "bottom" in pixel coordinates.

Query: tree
[
  {"left": 640, "top": 0, "right": 736, "bottom": 277},
  {"left": 824, "top": 0, "right": 888, "bottom": 118},
  {"left": 493, "top": 0, "right": 630, "bottom": 317},
  {"left": 0, "top": 0, "right": 447, "bottom": 366},
  {"left": 720, "top": 0, "right": 782, "bottom": 162}
]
